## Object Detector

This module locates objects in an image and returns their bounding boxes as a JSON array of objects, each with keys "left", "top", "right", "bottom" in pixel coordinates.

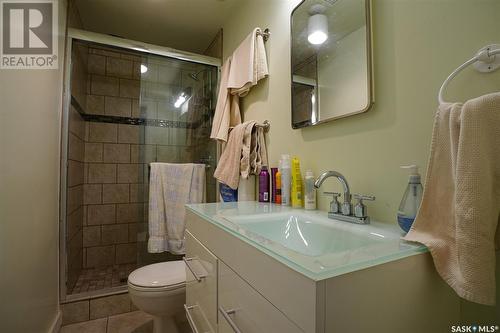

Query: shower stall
[{"left": 60, "top": 29, "right": 220, "bottom": 301}]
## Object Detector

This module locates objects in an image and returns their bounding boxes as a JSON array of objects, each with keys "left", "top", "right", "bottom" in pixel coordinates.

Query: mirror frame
[{"left": 290, "top": 0, "right": 375, "bottom": 129}]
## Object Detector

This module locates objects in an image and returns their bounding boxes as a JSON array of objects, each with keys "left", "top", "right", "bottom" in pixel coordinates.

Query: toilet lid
[{"left": 128, "top": 261, "right": 185, "bottom": 288}]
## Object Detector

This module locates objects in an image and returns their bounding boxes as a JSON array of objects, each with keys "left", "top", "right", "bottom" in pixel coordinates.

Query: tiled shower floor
[{"left": 70, "top": 264, "right": 138, "bottom": 295}]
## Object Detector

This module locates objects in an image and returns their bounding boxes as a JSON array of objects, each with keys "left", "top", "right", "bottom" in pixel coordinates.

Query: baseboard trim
[{"left": 48, "top": 309, "right": 62, "bottom": 333}]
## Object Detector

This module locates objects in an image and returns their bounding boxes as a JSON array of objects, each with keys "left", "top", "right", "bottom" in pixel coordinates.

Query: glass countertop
[{"left": 186, "top": 202, "right": 427, "bottom": 281}]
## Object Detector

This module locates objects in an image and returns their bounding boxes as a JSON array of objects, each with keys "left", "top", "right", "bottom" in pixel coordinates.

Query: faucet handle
[
  {"left": 352, "top": 194, "right": 375, "bottom": 218},
  {"left": 353, "top": 194, "right": 375, "bottom": 202},
  {"left": 323, "top": 192, "right": 341, "bottom": 214}
]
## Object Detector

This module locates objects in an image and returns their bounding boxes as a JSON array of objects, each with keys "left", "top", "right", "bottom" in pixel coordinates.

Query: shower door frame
[{"left": 60, "top": 28, "right": 221, "bottom": 302}]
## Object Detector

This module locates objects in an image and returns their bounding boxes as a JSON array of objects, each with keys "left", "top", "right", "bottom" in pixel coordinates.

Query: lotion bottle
[{"left": 281, "top": 155, "right": 291, "bottom": 206}]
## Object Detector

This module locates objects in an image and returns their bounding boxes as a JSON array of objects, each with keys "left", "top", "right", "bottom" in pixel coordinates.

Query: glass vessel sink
[
  {"left": 227, "top": 212, "right": 381, "bottom": 257},
  {"left": 186, "top": 202, "right": 427, "bottom": 281}
]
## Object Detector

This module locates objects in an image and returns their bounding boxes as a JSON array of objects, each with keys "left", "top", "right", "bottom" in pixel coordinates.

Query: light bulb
[
  {"left": 140, "top": 64, "right": 148, "bottom": 74},
  {"left": 308, "top": 13, "right": 328, "bottom": 45},
  {"left": 308, "top": 31, "right": 328, "bottom": 45}
]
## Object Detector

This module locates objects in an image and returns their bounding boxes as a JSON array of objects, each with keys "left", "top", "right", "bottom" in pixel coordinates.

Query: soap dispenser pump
[{"left": 397, "top": 165, "right": 424, "bottom": 233}]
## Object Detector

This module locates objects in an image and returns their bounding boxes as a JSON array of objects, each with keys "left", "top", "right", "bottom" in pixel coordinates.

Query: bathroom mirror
[{"left": 291, "top": 0, "right": 374, "bottom": 128}]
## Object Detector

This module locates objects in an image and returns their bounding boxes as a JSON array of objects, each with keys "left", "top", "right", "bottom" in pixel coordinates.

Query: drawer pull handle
[
  {"left": 183, "top": 257, "right": 207, "bottom": 282},
  {"left": 219, "top": 306, "right": 243, "bottom": 333},
  {"left": 184, "top": 304, "right": 202, "bottom": 333}
]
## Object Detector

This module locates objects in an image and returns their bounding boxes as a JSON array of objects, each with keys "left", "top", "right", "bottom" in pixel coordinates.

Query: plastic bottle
[
  {"left": 291, "top": 157, "right": 303, "bottom": 208},
  {"left": 258, "top": 166, "right": 270, "bottom": 202},
  {"left": 270, "top": 168, "right": 278, "bottom": 203},
  {"left": 281, "top": 155, "right": 291, "bottom": 206},
  {"left": 275, "top": 161, "right": 282, "bottom": 204},
  {"left": 397, "top": 165, "right": 424, "bottom": 233},
  {"left": 304, "top": 170, "right": 316, "bottom": 210}
]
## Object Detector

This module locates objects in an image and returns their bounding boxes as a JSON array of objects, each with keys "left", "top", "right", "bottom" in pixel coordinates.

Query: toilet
[{"left": 128, "top": 260, "right": 186, "bottom": 333}]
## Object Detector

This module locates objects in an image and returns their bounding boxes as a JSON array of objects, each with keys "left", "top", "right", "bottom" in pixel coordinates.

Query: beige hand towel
[
  {"left": 228, "top": 27, "right": 269, "bottom": 97},
  {"left": 214, "top": 121, "right": 254, "bottom": 189},
  {"left": 210, "top": 57, "right": 242, "bottom": 142},
  {"left": 210, "top": 28, "right": 269, "bottom": 142},
  {"left": 404, "top": 92, "right": 500, "bottom": 305}
]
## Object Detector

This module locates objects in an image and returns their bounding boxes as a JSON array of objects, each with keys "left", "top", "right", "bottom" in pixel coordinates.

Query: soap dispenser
[{"left": 397, "top": 165, "right": 424, "bottom": 233}]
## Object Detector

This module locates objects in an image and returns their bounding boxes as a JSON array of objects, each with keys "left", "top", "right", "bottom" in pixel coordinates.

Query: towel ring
[{"left": 438, "top": 44, "right": 500, "bottom": 104}]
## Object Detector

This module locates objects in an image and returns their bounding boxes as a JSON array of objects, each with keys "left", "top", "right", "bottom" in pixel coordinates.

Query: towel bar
[{"left": 257, "top": 28, "right": 271, "bottom": 42}]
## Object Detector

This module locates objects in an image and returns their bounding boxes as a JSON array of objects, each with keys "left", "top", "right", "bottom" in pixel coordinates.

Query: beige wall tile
[
  {"left": 67, "top": 206, "right": 84, "bottom": 241},
  {"left": 130, "top": 144, "right": 156, "bottom": 163},
  {"left": 104, "top": 96, "right": 132, "bottom": 117},
  {"left": 67, "top": 160, "right": 85, "bottom": 187},
  {"left": 87, "top": 164, "right": 116, "bottom": 184},
  {"left": 138, "top": 99, "right": 157, "bottom": 119},
  {"left": 86, "top": 95, "right": 105, "bottom": 115},
  {"left": 106, "top": 57, "right": 133, "bottom": 78},
  {"left": 87, "top": 204, "right": 116, "bottom": 225},
  {"left": 132, "top": 62, "right": 141, "bottom": 80},
  {"left": 89, "top": 294, "right": 131, "bottom": 319},
  {"left": 117, "top": 164, "right": 143, "bottom": 183},
  {"left": 128, "top": 223, "right": 138, "bottom": 242},
  {"left": 87, "top": 54, "right": 106, "bottom": 75},
  {"left": 83, "top": 226, "right": 101, "bottom": 247},
  {"left": 129, "top": 184, "right": 147, "bottom": 203},
  {"left": 91, "top": 75, "right": 119, "bottom": 96},
  {"left": 88, "top": 122, "right": 118, "bottom": 143},
  {"left": 144, "top": 126, "right": 167, "bottom": 145},
  {"left": 84, "top": 184, "right": 102, "bottom": 205},
  {"left": 84, "top": 143, "right": 103, "bottom": 163},
  {"left": 61, "top": 300, "right": 90, "bottom": 325},
  {"left": 102, "top": 184, "right": 130, "bottom": 204},
  {"left": 103, "top": 143, "right": 130, "bottom": 163},
  {"left": 86, "top": 245, "right": 115, "bottom": 268},
  {"left": 120, "top": 52, "right": 142, "bottom": 62},
  {"left": 101, "top": 224, "right": 129, "bottom": 245},
  {"left": 90, "top": 47, "right": 121, "bottom": 58},
  {"left": 115, "top": 243, "right": 136, "bottom": 264},
  {"left": 67, "top": 185, "right": 83, "bottom": 214},
  {"left": 60, "top": 318, "right": 106, "bottom": 333},
  {"left": 118, "top": 124, "right": 141, "bottom": 144},
  {"left": 68, "top": 133, "right": 85, "bottom": 162},
  {"left": 131, "top": 99, "right": 140, "bottom": 118},
  {"left": 116, "top": 203, "right": 144, "bottom": 223},
  {"left": 119, "top": 79, "right": 140, "bottom": 98},
  {"left": 156, "top": 145, "right": 179, "bottom": 162},
  {"left": 69, "top": 105, "right": 85, "bottom": 139}
]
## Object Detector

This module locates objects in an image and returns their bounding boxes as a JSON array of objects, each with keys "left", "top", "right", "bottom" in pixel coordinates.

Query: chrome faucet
[{"left": 314, "top": 171, "right": 375, "bottom": 224}]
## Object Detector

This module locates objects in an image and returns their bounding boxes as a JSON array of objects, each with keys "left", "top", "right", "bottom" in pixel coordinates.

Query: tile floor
[
  {"left": 60, "top": 310, "right": 191, "bottom": 333},
  {"left": 70, "top": 264, "right": 138, "bottom": 294}
]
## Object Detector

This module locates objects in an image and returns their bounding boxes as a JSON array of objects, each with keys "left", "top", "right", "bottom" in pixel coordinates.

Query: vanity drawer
[
  {"left": 185, "top": 230, "right": 218, "bottom": 333},
  {"left": 218, "top": 261, "right": 303, "bottom": 333}
]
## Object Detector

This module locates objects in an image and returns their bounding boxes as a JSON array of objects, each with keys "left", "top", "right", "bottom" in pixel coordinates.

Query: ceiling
[
  {"left": 74, "top": 0, "right": 242, "bottom": 54},
  {"left": 292, "top": 0, "right": 366, "bottom": 68}
]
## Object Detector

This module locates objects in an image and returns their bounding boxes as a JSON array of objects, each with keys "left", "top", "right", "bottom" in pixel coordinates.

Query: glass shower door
[{"left": 134, "top": 53, "right": 218, "bottom": 267}]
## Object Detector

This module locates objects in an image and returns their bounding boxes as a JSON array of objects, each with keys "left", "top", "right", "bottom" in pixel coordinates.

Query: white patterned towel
[{"left": 148, "top": 163, "right": 205, "bottom": 254}]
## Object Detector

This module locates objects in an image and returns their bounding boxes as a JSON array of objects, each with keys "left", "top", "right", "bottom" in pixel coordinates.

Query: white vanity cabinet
[
  {"left": 184, "top": 230, "right": 218, "bottom": 333},
  {"left": 185, "top": 203, "right": 460, "bottom": 333},
  {"left": 218, "top": 261, "right": 303, "bottom": 333}
]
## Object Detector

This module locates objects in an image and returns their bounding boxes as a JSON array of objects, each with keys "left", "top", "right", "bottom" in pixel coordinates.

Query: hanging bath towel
[
  {"left": 148, "top": 163, "right": 206, "bottom": 254},
  {"left": 404, "top": 92, "right": 500, "bottom": 305}
]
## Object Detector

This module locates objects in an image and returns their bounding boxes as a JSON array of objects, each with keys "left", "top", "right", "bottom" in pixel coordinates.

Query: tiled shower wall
[
  {"left": 67, "top": 41, "right": 217, "bottom": 294},
  {"left": 66, "top": 42, "right": 89, "bottom": 291}
]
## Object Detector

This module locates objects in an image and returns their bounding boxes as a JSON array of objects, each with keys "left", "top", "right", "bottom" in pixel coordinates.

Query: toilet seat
[{"left": 128, "top": 261, "right": 186, "bottom": 291}]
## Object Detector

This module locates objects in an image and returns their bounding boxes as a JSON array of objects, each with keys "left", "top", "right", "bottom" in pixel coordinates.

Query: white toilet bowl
[{"left": 128, "top": 261, "right": 186, "bottom": 333}]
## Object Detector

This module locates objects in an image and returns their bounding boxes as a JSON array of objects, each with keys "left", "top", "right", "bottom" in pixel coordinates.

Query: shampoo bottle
[
  {"left": 258, "top": 166, "right": 270, "bottom": 202},
  {"left": 291, "top": 157, "right": 303, "bottom": 208},
  {"left": 304, "top": 170, "right": 316, "bottom": 210},
  {"left": 397, "top": 165, "right": 424, "bottom": 233},
  {"left": 281, "top": 155, "right": 291, "bottom": 206},
  {"left": 275, "top": 161, "right": 282, "bottom": 204}
]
